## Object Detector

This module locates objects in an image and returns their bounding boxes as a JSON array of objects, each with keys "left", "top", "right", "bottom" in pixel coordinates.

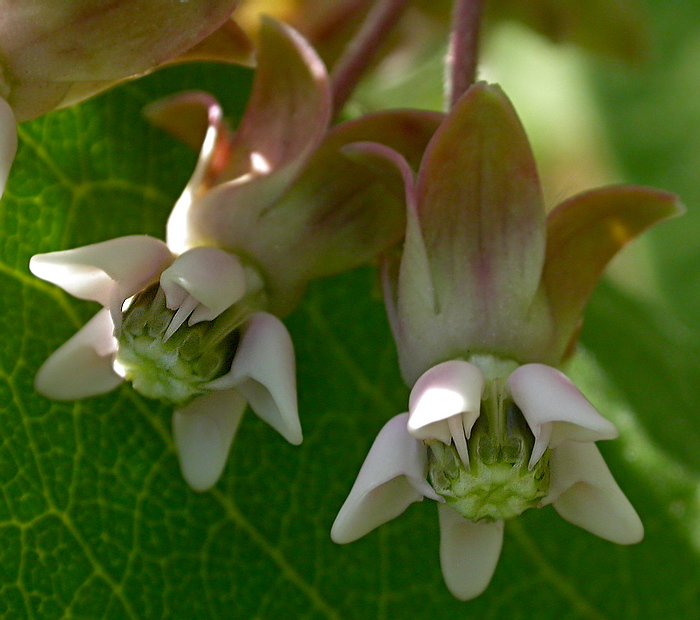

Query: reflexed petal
[
  {"left": 220, "top": 17, "right": 331, "bottom": 182},
  {"left": 29, "top": 235, "right": 172, "bottom": 307},
  {"left": 35, "top": 309, "right": 122, "bottom": 400},
  {"left": 331, "top": 413, "right": 439, "bottom": 544},
  {"left": 160, "top": 247, "right": 246, "bottom": 322},
  {"left": 173, "top": 389, "right": 247, "bottom": 491},
  {"left": 438, "top": 504, "right": 504, "bottom": 600},
  {"left": 184, "top": 18, "right": 332, "bottom": 253},
  {"left": 195, "top": 134, "right": 413, "bottom": 316},
  {"left": 145, "top": 91, "right": 228, "bottom": 164},
  {"left": 318, "top": 108, "right": 443, "bottom": 173},
  {"left": 207, "top": 312, "right": 301, "bottom": 444},
  {"left": 392, "top": 160, "right": 435, "bottom": 385},
  {"left": 509, "top": 363, "right": 618, "bottom": 468},
  {"left": 147, "top": 92, "right": 231, "bottom": 253},
  {"left": 543, "top": 185, "right": 683, "bottom": 361},
  {"left": 408, "top": 360, "right": 484, "bottom": 443},
  {"left": 398, "top": 83, "right": 547, "bottom": 381},
  {"left": 0, "top": 97, "right": 17, "bottom": 198},
  {"left": 545, "top": 441, "right": 643, "bottom": 544}
]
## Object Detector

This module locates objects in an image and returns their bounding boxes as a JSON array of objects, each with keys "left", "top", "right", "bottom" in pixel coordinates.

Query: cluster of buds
[{"left": 20, "top": 0, "right": 681, "bottom": 604}]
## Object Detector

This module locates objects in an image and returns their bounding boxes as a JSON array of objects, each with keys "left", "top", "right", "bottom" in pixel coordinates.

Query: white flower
[
  {"left": 30, "top": 235, "right": 301, "bottom": 492},
  {"left": 331, "top": 359, "right": 643, "bottom": 601}
]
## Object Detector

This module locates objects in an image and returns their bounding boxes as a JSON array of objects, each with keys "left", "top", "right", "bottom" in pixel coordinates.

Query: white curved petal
[
  {"left": 29, "top": 236, "right": 172, "bottom": 307},
  {"left": 160, "top": 247, "right": 246, "bottom": 323},
  {"left": 331, "top": 413, "right": 438, "bottom": 544},
  {"left": 173, "top": 389, "right": 247, "bottom": 492},
  {"left": 408, "top": 360, "right": 484, "bottom": 443},
  {"left": 206, "top": 312, "right": 301, "bottom": 445},
  {"left": 35, "top": 309, "right": 122, "bottom": 400},
  {"left": 0, "top": 97, "right": 17, "bottom": 198},
  {"left": 438, "top": 504, "right": 504, "bottom": 600},
  {"left": 545, "top": 441, "right": 643, "bottom": 545},
  {"left": 508, "top": 363, "right": 618, "bottom": 468}
]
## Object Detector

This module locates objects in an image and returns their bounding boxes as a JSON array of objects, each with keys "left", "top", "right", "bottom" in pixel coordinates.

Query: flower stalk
[
  {"left": 330, "top": 0, "right": 409, "bottom": 117},
  {"left": 446, "top": 0, "right": 484, "bottom": 109}
]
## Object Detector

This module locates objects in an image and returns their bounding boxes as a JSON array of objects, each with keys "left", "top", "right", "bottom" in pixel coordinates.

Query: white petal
[
  {"left": 35, "top": 309, "right": 122, "bottom": 400},
  {"left": 331, "top": 413, "right": 438, "bottom": 544},
  {"left": 29, "top": 235, "right": 172, "bottom": 307},
  {"left": 173, "top": 389, "right": 247, "bottom": 492},
  {"left": 160, "top": 247, "right": 247, "bottom": 323},
  {"left": 545, "top": 441, "right": 643, "bottom": 545},
  {"left": 0, "top": 97, "right": 17, "bottom": 198},
  {"left": 438, "top": 504, "right": 504, "bottom": 600},
  {"left": 206, "top": 312, "right": 301, "bottom": 445},
  {"left": 508, "top": 363, "right": 618, "bottom": 468},
  {"left": 408, "top": 360, "right": 484, "bottom": 442}
]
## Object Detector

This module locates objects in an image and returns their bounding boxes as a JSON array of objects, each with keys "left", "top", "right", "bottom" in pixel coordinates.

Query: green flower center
[
  {"left": 426, "top": 360, "right": 550, "bottom": 522},
  {"left": 114, "top": 284, "right": 256, "bottom": 405}
]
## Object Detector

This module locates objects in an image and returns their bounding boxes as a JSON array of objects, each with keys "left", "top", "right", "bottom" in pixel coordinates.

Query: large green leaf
[{"left": 1, "top": 47, "right": 700, "bottom": 620}]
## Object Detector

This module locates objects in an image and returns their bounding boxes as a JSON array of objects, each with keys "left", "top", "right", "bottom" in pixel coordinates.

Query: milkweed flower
[
  {"left": 331, "top": 82, "right": 683, "bottom": 600},
  {"left": 30, "top": 18, "right": 438, "bottom": 492}
]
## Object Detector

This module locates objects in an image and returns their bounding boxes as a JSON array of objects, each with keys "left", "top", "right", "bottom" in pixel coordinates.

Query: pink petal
[
  {"left": 0, "top": 97, "right": 17, "bottom": 197},
  {"left": 543, "top": 185, "right": 684, "bottom": 362},
  {"left": 193, "top": 126, "right": 419, "bottom": 316},
  {"left": 438, "top": 504, "right": 504, "bottom": 600},
  {"left": 408, "top": 360, "right": 484, "bottom": 444},
  {"left": 160, "top": 247, "right": 246, "bottom": 323},
  {"left": 331, "top": 413, "right": 439, "bottom": 544},
  {"left": 220, "top": 17, "right": 331, "bottom": 182},
  {"left": 29, "top": 235, "right": 172, "bottom": 308},
  {"left": 172, "top": 389, "right": 247, "bottom": 492},
  {"left": 397, "top": 83, "right": 547, "bottom": 382},
  {"left": 508, "top": 363, "right": 618, "bottom": 468},
  {"left": 206, "top": 312, "right": 301, "bottom": 445},
  {"left": 35, "top": 308, "right": 122, "bottom": 400},
  {"left": 146, "top": 92, "right": 231, "bottom": 253},
  {"left": 184, "top": 18, "right": 332, "bottom": 253},
  {"left": 545, "top": 441, "right": 643, "bottom": 545}
]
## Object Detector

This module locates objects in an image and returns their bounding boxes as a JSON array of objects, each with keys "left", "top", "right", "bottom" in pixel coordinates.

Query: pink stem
[
  {"left": 447, "top": 0, "right": 484, "bottom": 109},
  {"left": 330, "top": 0, "right": 409, "bottom": 118}
]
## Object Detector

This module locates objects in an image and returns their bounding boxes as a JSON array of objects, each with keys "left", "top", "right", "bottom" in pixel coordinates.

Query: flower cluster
[{"left": 20, "top": 0, "right": 683, "bottom": 605}]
